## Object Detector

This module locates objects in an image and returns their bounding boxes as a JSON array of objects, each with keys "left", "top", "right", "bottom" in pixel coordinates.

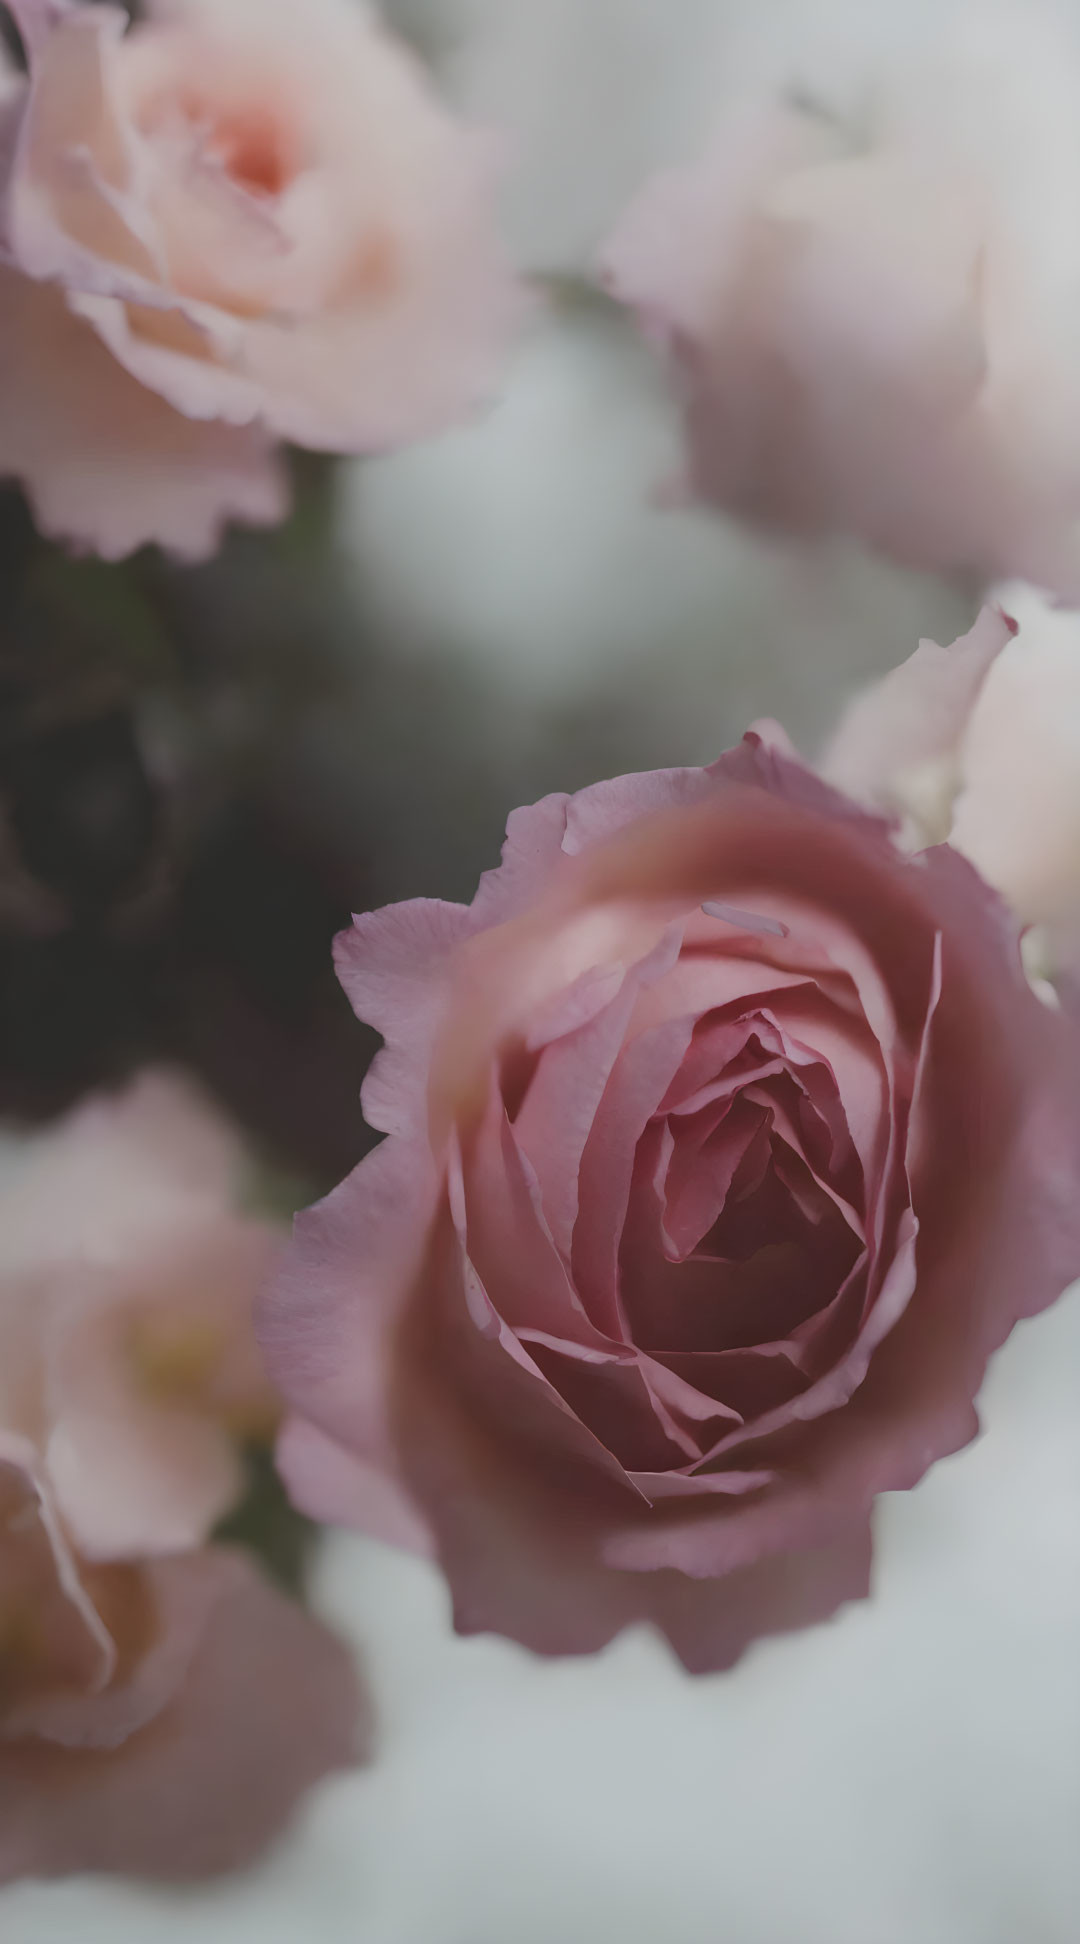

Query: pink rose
[
  {"left": 0, "top": 1521, "right": 363, "bottom": 1883},
  {"left": 0, "top": 0, "right": 520, "bottom": 558},
  {"left": 602, "top": 76, "right": 1080, "bottom": 596},
  {"left": 262, "top": 731, "right": 1080, "bottom": 1672},
  {"left": 0, "top": 1069, "right": 281, "bottom": 1557},
  {"left": 0, "top": 1071, "right": 365, "bottom": 1881}
]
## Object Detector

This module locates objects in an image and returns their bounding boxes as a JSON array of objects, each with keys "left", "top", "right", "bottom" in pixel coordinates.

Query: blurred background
[{"left": 1, "top": 0, "right": 1078, "bottom": 1938}]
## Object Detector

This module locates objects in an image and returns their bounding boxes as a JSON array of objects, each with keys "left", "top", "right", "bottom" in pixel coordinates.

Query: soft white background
[
  {"left": 6, "top": 0, "right": 1080, "bottom": 1937},
  {"left": 6, "top": 1280, "right": 1080, "bottom": 1944}
]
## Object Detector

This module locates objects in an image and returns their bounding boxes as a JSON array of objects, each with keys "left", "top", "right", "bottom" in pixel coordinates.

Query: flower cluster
[{"left": 2, "top": 0, "right": 1080, "bottom": 1902}]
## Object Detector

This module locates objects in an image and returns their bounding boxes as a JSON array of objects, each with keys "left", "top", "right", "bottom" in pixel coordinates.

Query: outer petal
[
  {"left": 650, "top": 1522, "right": 873, "bottom": 1676},
  {"left": 0, "top": 1439, "right": 115, "bottom": 1731},
  {"left": 276, "top": 1415, "right": 433, "bottom": 1556},
  {"left": 0, "top": 1548, "right": 366, "bottom": 1884},
  {"left": 260, "top": 1134, "right": 437, "bottom": 1478},
  {"left": 389, "top": 1256, "right": 872, "bottom": 1670},
  {"left": 822, "top": 605, "right": 1016, "bottom": 831},
  {"left": 5, "top": 3, "right": 163, "bottom": 294},
  {"left": 0, "top": 266, "right": 287, "bottom": 560},
  {"left": 10, "top": 1543, "right": 220, "bottom": 1752},
  {"left": 950, "top": 585, "right": 1080, "bottom": 926},
  {"left": 333, "top": 899, "right": 476, "bottom": 1138}
]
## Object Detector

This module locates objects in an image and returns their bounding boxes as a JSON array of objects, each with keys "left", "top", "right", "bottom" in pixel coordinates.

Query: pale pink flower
[
  {"left": 0, "top": 1070, "right": 365, "bottom": 1882},
  {"left": 603, "top": 14, "right": 1080, "bottom": 595},
  {"left": 0, "top": 1517, "right": 364, "bottom": 1882},
  {"left": 0, "top": 0, "right": 520, "bottom": 556},
  {"left": 261, "top": 735, "right": 1080, "bottom": 1671},
  {"left": 0, "top": 1070, "right": 281, "bottom": 1559}
]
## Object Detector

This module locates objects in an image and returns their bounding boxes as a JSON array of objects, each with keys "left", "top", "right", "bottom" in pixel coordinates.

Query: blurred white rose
[
  {"left": 825, "top": 584, "right": 1080, "bottom": 961},
  {"left": 604, "top": 4, "right": 1080, "bottom": 595},
  {"left": 951, "top": 586, "right": 1080, "bottom": 931}
]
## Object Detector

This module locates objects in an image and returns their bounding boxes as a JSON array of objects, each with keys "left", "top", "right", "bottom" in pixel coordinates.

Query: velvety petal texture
[
  {"left": 0, "top": 0, "right": 521, "bottom": 556},
  {"left": 264, "top": 730, "right": 1080, "bottom": 1671}
]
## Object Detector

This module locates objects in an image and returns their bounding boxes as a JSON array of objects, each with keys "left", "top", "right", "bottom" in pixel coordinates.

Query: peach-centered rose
[
  {"left": 262, "top": 732, "right": 1080, "bottom": 1671},
  {"left": 0, "top": 1073, "right": 364, "bottom": 1883},
  {"left": 0, "top": 0, "right": 520, "bottom": 557}
]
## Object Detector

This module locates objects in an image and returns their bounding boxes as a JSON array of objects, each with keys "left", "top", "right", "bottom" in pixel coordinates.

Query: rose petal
[
  {"left": 0, "top": 265, "right": 287, "bottom": 560},
  {"left": 0, "top": 1548, "right": 365, "bottom": 1883}
]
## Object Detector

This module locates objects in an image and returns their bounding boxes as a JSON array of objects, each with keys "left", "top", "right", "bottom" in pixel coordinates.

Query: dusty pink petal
[
  {"left": 0, "top": 1548, "right": 365, "bottom": 1884},
  {"left": 793, "top": 847, "right": 1080, "bottom": 1494},
  {"left": 276, "top": 1415, "right": 433, "bottom": 1556},
  {"left": 471, "top": 792, "right": 576, "bottom": 922},
  {"left": 463, "top": 1095, "right": 614, "bottom": 1351},
  {"left": 561, "top": 764, "right": 737, "bottom": 859},
  {"left": 391, "top": 1295, "right": 871, "bottom": 1670},
  {"left": 0, "top": 265, "right": 287, "bottom": 560},
  {"left": 334, "top": 899, "right": 476, "bottom": 1138},
  {"left": 260, "top": 1134, "right": 436, "bottom": 1467},
  {"left": 11, "top": 1543, "right": 220, "bottom": 1752},
  {"left": 0, "top": 1441, "right": 115, "bottom": 1727},
  {"left": 651, "top": 1522, "right": 873, "bottom": 1674},
  {"left": 751, "top": 995, "right": 886, "bottom": 1186},
  {"left": 429, "top": 1172, "right": 650, "bottom": 1507},
  {"left": 572, "top": 1013, "right": 700, "bottom": 1337},
  {"left": 621, "top": 850, "right": 1080, "bottom": 1581},
  {"left": 512, "top": 927, "right": 683, "bottom": 1258}
]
